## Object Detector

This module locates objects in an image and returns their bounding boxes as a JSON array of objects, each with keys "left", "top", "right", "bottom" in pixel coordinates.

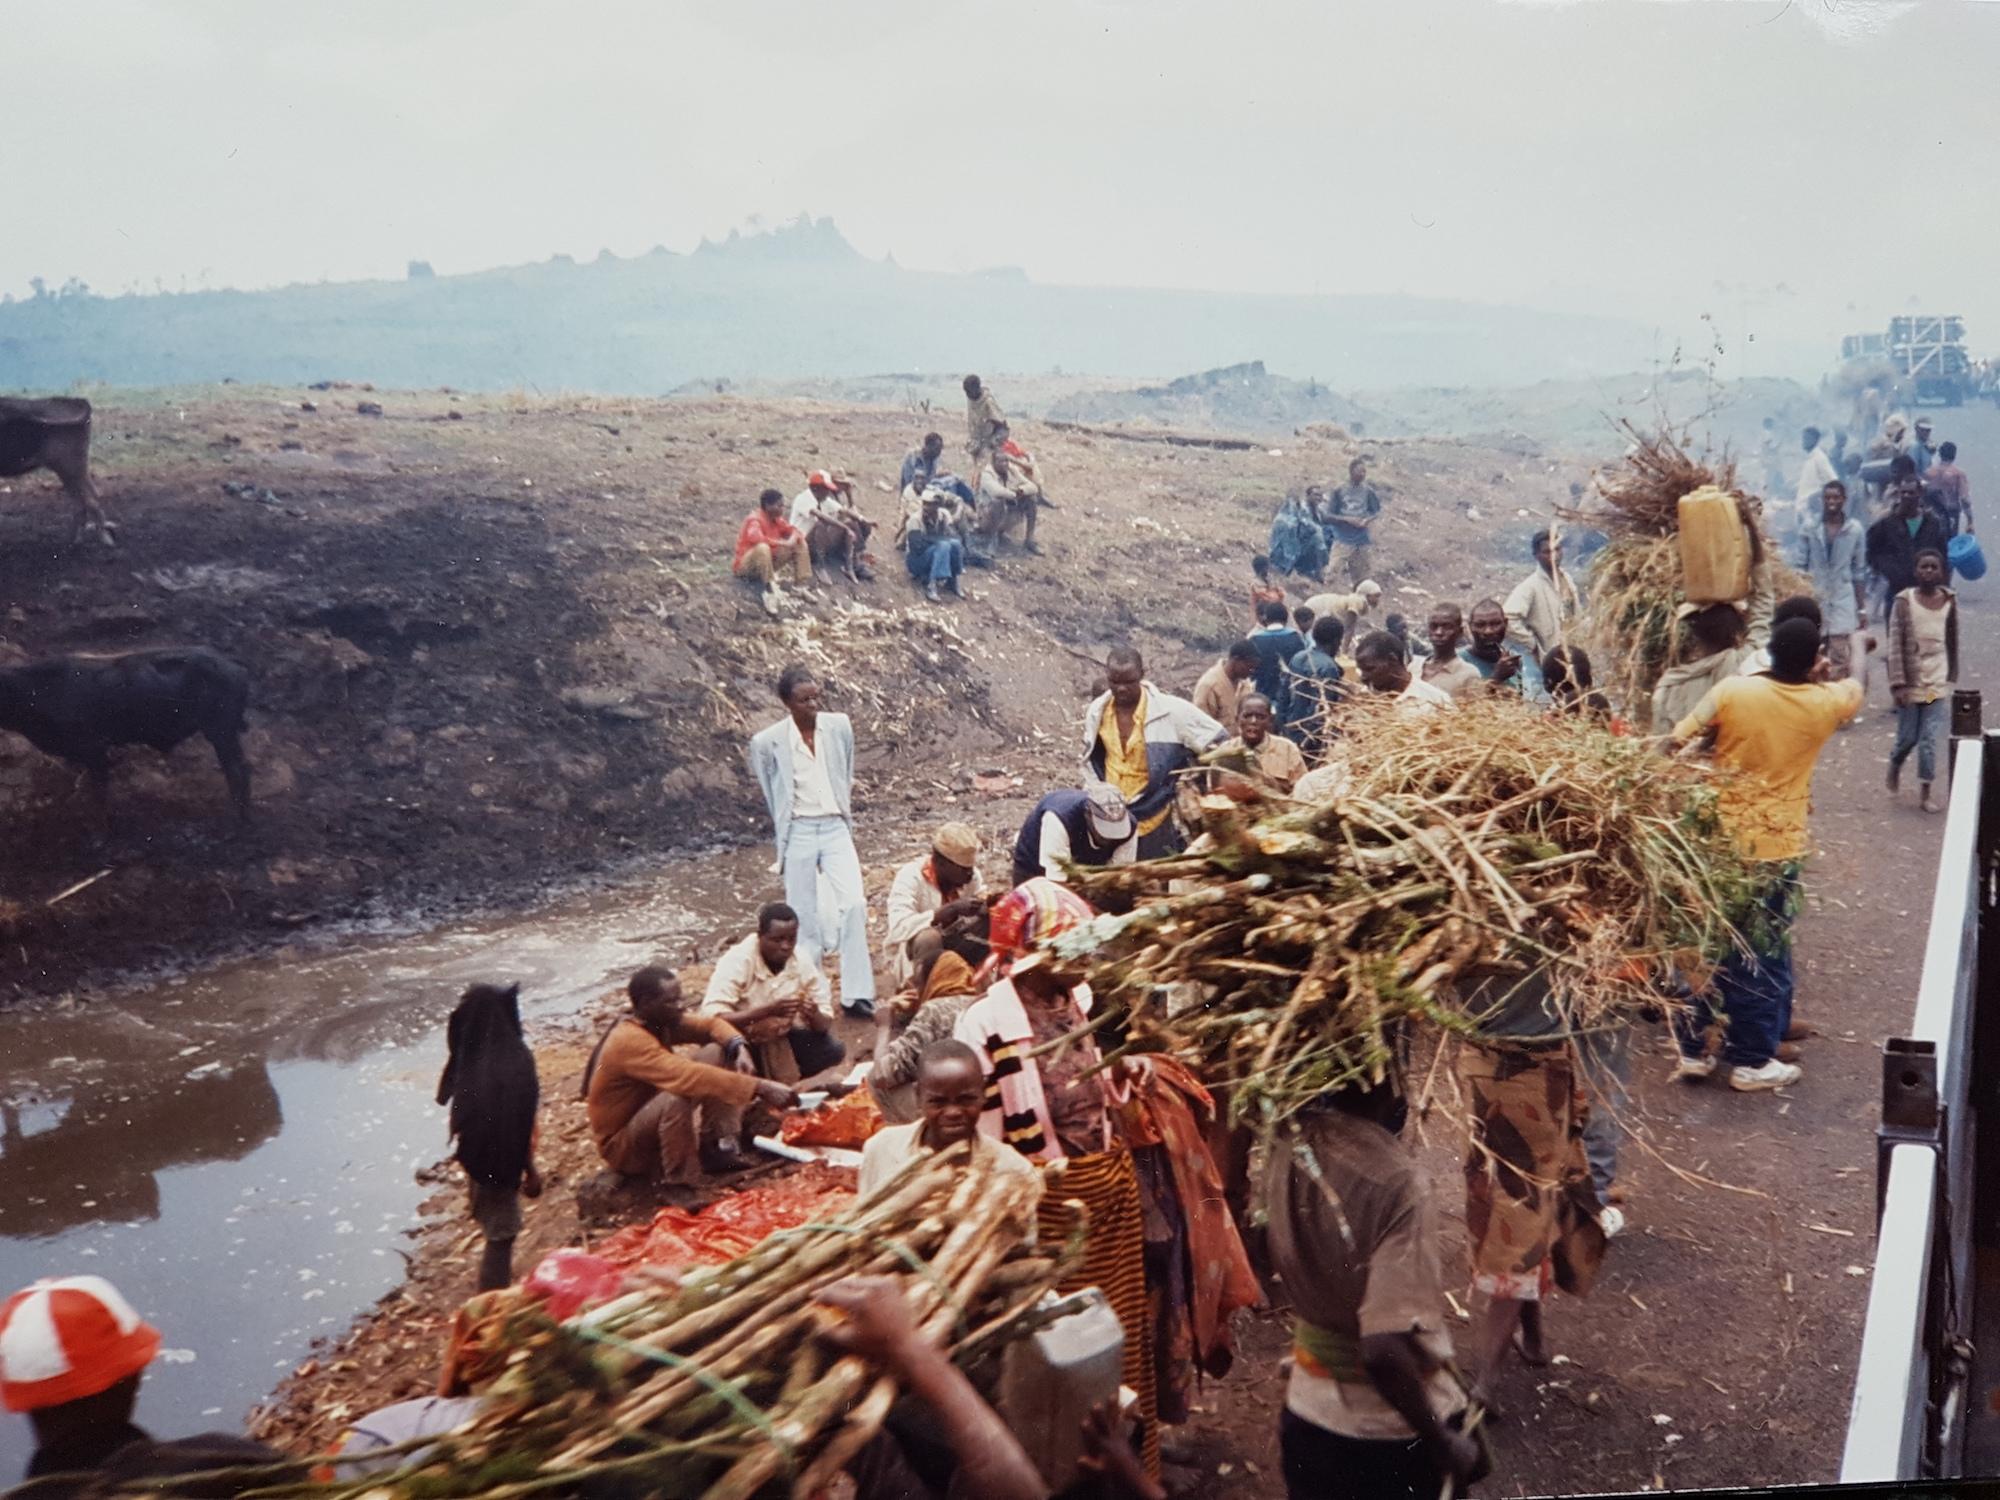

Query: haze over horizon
[{"left": 7, "top": 0, "right": 1997, "bottom": 384}]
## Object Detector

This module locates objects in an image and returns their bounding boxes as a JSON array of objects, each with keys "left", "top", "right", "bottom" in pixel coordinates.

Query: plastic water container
[
  {"left": 1950, "top": 531, "right": 1987, "bottom": 581},
  {"left": 1678, "top": 486, "right": 1752, "bottom": 603},
  {"left": 997, "top": 1287, "right": 1126, "bottom": 1486}
]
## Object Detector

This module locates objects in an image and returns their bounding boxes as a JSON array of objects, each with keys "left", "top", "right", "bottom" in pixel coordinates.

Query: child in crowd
[
  {"left": 437, "top": 982, "right": 543, "bottom": 1290},
  {"left": 1886, "top": 548, "right": 1959, "bottom": 814}
]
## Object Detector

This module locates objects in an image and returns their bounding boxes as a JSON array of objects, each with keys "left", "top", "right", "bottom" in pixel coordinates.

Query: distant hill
[{"left": 0, "top": 215, "right": 1666, "bottom": 394}]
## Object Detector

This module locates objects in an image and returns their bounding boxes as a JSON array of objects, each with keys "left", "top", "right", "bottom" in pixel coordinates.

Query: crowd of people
[
  {"left": 730, "top": 375, "right": 1052, "bottom": 613},
  {"left": 2, "top": 398, "right": 1972, "bottom": 1500}
]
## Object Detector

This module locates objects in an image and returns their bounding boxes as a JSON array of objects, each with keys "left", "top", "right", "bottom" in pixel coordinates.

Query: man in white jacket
[
  {"left": 1082, "top": 646, "right": 1226, "bottom": 858},
  {"left": 747, "top": 665, "right": 876, "bottom": 1019}
]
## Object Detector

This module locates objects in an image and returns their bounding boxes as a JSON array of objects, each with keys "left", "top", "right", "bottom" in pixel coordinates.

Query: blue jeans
[
  {"left": 1892, "top": 697, "right": 1948, "bottom": 783},
  {"left": 1578, "top": 1025, "right": 1631, "bottom": 1204},
  {"left": 781, "top": 815, "right": 875, "bottom": 1013},
  {"left": 1674, "top": 864, "right": 1800, "bottom": 1069},
  {"left": 905, "top": 533, "right": 963, "bottom": 587}
]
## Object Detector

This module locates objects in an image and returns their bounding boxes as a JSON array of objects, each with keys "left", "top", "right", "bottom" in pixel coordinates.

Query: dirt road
[{"left": 1164, "top": 412, "right": 2000, "bottom": 1496}]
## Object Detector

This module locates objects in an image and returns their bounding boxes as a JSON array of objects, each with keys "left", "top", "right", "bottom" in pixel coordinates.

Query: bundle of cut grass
[
  {"left": 140, "top": 1144, "right": 1071, "bottom": 1500},
  {"left": 1052, "top": 698, "right": 1754, "bottom": 1137},
  {"left": 1564, "top": 424, "right": 1803, "bottom": 725}
]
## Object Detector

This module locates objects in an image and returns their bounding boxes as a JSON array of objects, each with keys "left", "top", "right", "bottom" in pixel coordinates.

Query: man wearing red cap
[{"left": 1, "top": 1275, "right": 278, "bottom": 1488}]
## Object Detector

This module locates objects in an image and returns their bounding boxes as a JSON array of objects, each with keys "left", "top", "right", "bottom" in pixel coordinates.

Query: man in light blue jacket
[{"left": 747, "top": 665, "right": 875, "bottom": 1018}]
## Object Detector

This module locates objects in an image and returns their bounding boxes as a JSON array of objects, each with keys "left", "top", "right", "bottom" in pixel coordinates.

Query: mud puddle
[{"left": 0, "top": 842, "right": 784, "bottom": 1473}]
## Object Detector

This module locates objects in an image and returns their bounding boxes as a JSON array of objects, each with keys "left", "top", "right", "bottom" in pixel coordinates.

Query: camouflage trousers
[{"left": 1458, "top": 1041, "right": 1600, "bottom": 1302}]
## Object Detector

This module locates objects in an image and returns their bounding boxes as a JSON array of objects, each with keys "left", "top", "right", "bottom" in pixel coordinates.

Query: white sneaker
[
  {"left": 1671, "top": 1055, "right": 1717, "bottom": 1083},
  {"left": 1729, "top": 1059, "right": 1803, "bottom": 1092},
  {"left": 1599, "top": 1206, "right": 1626, "bottom": 1239},
  {"left": 760, "top": 587, "right": 782, "bottom": 617}
]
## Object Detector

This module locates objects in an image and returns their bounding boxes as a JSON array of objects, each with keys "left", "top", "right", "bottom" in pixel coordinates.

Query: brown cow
[{"left": 0, "top": 396, "right": 115, "bottom": 545}]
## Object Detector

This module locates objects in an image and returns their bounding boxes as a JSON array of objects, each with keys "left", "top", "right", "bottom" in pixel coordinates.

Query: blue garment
[
  {"left": 1012, "top": 789, "right": 1121, "bottom": 882},
  {"left": 905, "top": 531, "right": 963, "bottom": 587},
  {"left": 900, "top": 449, "right": 975, "bottom": 505},
  {"left": 1268, "top": 496, "right": 1329, "bottom": 580},
  {"left": 1892, "top": 698, "right": 1948, "bottom": 783},
  {"left": 1249, "top": 627, "right": 1307, "bottom": 722},
  {"left": 1793, "top": 517, "right": 1868, "bottom": 636},
  {"left": 1674, "top": 864, "right": 1799, "bottom": 1069},
  {"left": 1283, "top": 647, "right": 1346, "bottom": 754}
]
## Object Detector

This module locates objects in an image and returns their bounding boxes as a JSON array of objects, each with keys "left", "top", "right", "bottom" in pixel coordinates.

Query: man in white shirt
[
  {"left": 1793, "top": 426, "right": 1838, "bottom": 532},
  {"left": 701, "top": 901, "right": 846, "bottom": 1085},
  {"left": 856, "top": 1041, "right": 1040, "bottom": 1202},
  {"left": 790, "top": 469, "right": 873, "bottom": 584},
  {"left": 747, "top": 665, "right": 876, "bottom": 1018},
  {"left": 1353, "top": 630, "right": 1453, "bottom": 715},
  {"left": 883, "top": 822, "right": 986, "bottom": 997}
]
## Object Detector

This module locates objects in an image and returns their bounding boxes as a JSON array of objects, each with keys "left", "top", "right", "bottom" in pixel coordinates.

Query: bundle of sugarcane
[
  {"left": 1052, "top": 697, "right": 1755, "bottom": 1136},
  {"left": 203, "top": 1143, "right": 1073, "bottom": 1500}
]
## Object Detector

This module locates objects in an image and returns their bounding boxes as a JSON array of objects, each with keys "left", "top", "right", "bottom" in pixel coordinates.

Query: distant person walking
[
  {"left": 1792, "top": 426, "right": 1839, "bottom": 536},
  {"left": 436, "top": 982, "right": 542, "bottom": 1291},
  {"left": 1795, "top": 480, "right": 1869, "bottom": 686},
  {"left": 1886, "top": 549, "right": 1959, "bottom": 814},
  {"left": 1249, "top": 554, "right": 1288, "bottom": 626},
  {"left": 1925, "top": 441, "right": 1975, "bottom": 537},
  {"left": 1867, "top": 462, "right": 1952, "bottom": 621},
  {"left": 1323, "top": 458, "right": 1384, "bottom": 589},
  {"left": 748, "top": 665, "right": 876, "bottom": 1018}
]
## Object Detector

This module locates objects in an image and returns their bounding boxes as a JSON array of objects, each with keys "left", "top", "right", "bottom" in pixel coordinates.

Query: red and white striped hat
[{"left": 0, "top": 1277, "right": 161, "bottom": 1412}]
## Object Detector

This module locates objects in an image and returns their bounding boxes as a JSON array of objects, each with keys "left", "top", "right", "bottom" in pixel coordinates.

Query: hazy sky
[{"left": 7, "top": 0, "right": 1995, "bottom": 377}]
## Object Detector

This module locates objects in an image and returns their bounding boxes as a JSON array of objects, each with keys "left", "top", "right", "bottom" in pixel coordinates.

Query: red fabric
[
  {"left": 592, "top": 1164, "right": 857, "bottom": 1273},
  {"left": 981, "top": 877, "right": 1095, "bottom": 979},
  {"left": 522, "top": 1250, "right": 625, "bottom": 1321},
  {"left": 1116, "top": 1057, "right": 1261, "bottom": 1372},
  {"left": 733, "top": 510, "right": 798, "bottom": 568}
]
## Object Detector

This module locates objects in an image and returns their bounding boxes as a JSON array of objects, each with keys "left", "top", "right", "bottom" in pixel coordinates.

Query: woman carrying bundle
[
  {"left": 953, "top": 878, "right": 1167, "bottom": 1476},
  {"left": 436, "top": 982, "right": 543, "bottom": 1292}
]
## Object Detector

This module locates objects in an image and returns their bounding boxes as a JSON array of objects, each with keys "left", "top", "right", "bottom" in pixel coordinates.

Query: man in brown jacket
[{"left": 585, "top": 966, "right": 797, "bottom": 1182}]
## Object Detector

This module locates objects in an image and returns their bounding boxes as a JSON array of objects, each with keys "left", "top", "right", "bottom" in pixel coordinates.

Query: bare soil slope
[{"left": 0, "top": 386, "right": 1573, "bottom": 1001}]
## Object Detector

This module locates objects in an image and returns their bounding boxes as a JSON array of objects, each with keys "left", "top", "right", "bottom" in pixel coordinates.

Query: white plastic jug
[{"left": 996, "top": 1287, "right": 1126, "bottom": 1486}]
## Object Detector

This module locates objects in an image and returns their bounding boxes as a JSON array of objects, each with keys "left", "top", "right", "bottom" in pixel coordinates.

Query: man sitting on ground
[
  {"left": 884, "top": 823, "right": 986, "bottom": 1001},
  {"left": 791, "top": 470, "right": 875, "bottom": 583},
  {"left": 898, "top": 483, "right": 968, "bottom": 602},
  {"left": 702, "top": 903, "right": 848, "bottom": 1087},
  {"left": 1194, "top": 640, "right": 1258, "bottom": 738},
  {"left": 585, "top": 966, "right": 793, "bottom": 1182},
  {"left": 976, "top": 449, "right": 1042, "bottom": 554},
  {"left": 901, "top": 432, "right": 977, "bottom": 506},
  {"left": 1420, "top": 604, "right": 1483, "bottom": 700},
  {"left": 733, "top": 487, "right": 811, "bottom": 614},
  {"left": 1012, "top": 782, "right": 1138, "bottom": 888},
  {"left": 867, "top": 917, "right": 992, "bottom": 1126},
  {"left": 1353, "top": 631, "right": 1453, "bottom": 715}
]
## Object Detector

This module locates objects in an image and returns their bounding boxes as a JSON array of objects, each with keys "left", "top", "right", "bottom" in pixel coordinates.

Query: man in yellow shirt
[{"left": 1666, "top": 619, "right": 1862, "bottom": 1092}]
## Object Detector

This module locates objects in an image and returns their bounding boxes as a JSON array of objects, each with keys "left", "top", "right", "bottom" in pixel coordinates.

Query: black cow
[
  {"left": 0, "top": 647, "right": 252, "bottom": 820},
  {"left": 0, "top": 395, "right": 115, "bottom": 545}
]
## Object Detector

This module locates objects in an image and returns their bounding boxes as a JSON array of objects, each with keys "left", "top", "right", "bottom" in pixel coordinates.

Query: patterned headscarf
[{"left": 985, "top": 877, "right": 1095, "bottom": 973}]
